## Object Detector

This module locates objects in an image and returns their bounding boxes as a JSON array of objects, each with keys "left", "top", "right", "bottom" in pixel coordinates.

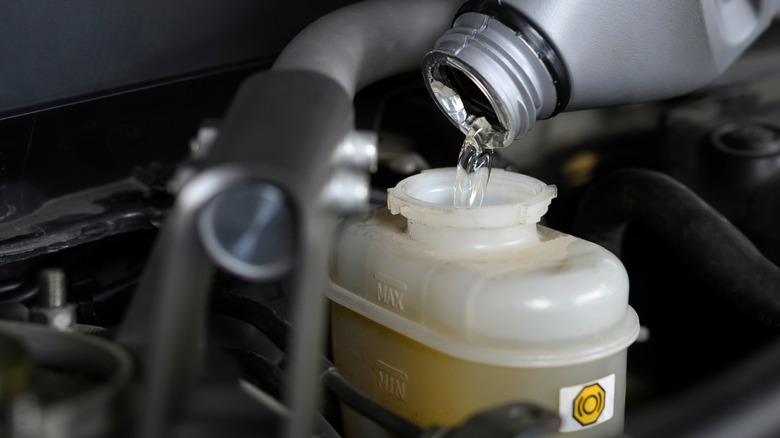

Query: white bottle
[{"left": 327, "top": 168, "right": 640, "bottom": 437}]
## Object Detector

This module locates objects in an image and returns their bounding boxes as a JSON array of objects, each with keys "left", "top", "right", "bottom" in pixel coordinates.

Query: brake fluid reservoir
[{"left": 327, "top": 168, "right": 640, "bottom": 437}]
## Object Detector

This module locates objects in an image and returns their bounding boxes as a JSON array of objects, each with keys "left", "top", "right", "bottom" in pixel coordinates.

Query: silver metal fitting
[
  {"left": 321, "top": 168, "right": 370, "bottom": 215},
  {"left": 36, "top": 268, "right": 66, "bottom": 308},
  {"left": 190, "top": 123, "right": 220, "bottom": 160},
  {"left": 29, "top": 268, "right": 75, "bottom": 332},
  {"left": 198, "top": 181, "right": 295, "bottom": 282},
  {"left": 324, "top": 129, "right": 377, "bottom": 214},
  {"left": 332, "top": 130, "right": 379, "bottom": 173},
  {"left": 172, "top": 123, "right": 222, "bottom": 195},
  {"left": 29, "top": 307, "right": 76, "bottom": 332}
]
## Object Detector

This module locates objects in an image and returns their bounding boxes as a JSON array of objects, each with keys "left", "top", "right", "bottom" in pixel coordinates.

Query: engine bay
[{"left": 1, "top": 2, "right": 780, "bottom": 437}]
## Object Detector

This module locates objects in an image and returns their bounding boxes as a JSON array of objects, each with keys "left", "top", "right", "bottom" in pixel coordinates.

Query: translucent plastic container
[{"left": 327, "top": 168, "right": 639, "bottom": 437}]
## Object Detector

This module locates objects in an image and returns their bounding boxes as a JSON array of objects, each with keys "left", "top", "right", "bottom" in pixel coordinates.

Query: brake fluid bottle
[{"left": 327, "top": 168, "right": 640, "bottom": 437}]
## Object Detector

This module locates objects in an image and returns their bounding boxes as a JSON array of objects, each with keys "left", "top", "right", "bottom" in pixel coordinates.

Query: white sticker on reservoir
[{"left": 558, "top": 374, "right": 615, "bottom": 433}]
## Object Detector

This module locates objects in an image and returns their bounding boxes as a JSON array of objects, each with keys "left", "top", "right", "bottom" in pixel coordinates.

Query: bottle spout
[{"left": 422, "top": 8, "right": 563, "bottom": 146}]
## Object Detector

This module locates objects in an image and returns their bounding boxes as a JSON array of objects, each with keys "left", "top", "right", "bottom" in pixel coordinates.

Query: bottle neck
[
  {"left": 406, "top": 220, "right": 540, "bottom": 252},
  {"left": 386, "top": 168, "right": 557, "bottom": 251},
  {"left": 423, "top": 11, "right": 559, "bottom": 145}
]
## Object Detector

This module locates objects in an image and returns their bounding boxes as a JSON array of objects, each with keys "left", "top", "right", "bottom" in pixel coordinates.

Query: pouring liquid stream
[{"left": 454, "top": 116, "right": 503, "bottom": 208}]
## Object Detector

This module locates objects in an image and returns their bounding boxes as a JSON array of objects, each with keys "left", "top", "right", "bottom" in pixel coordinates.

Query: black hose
[
  {"left": 226, "top": 348, "right": 287, "bottom": 400},
  {"left": 572, "top": 168, "right": 780, "bottom": 327},
  {"left": 210, "top": 292, "right": 291, "bottom": 352},
  {"left": 626, "top": 333, "right": 780, "bottom": 437},
  {"left": 211, "top": 292, "right": 426, "bottom": 437},
  {"left": 0, "top": 279, "right": 37, "bottom": 304},
  {"left": 321, "top": 365, "right": 424, "bottom": 438},
  {"left": 222, "top": 348, "right": 343, "bottom": 438}
]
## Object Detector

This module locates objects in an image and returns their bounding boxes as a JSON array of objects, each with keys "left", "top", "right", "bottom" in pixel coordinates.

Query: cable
[
  {"left": 320, "top": 364, "right": 424, "bottom": 438},
  {"left": 228, "top": 349, "right": 342, "bottom": 438},
  {"left": 226, "top": 348, "right": 287, "bottom": 400},
  {"left": 0, "top": 279, "right": 37, "bottom": 304},
  {"left": 211, "top": 291, "right": 426, "bottom": 438},
  {"left": 572, "top": 168, "right": 780, "bottom": 327},
  {"left": 210, "top": 292, "right": 291, "bottom": 352},
  {"left": 223, "top": 344, "right": 421, "bottom": 438}
]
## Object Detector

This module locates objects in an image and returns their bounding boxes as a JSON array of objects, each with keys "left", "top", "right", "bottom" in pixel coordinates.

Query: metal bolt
[
  {"left": 30, "top": 268, "right": 75, "bottom": 331},
  {"left": 37, "top": 268, "right": 66, "bottom": 308}
]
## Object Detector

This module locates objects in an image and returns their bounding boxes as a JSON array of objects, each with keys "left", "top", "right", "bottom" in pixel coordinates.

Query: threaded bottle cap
[{"left": 423, "top": 12, "right": 559, "bottom": 146}]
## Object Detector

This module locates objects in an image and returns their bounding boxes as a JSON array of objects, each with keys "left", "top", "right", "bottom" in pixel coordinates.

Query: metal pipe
[
  {"left": 272, "top": 3, "right": 463, "bottom": 436},
  {"left": 272, "top": 0, "right": 464, "bottom": 98}
]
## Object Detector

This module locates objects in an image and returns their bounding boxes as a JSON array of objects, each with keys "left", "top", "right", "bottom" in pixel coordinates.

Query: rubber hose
[
  {"left": 626, "top": 334, "right": 780, "bottom": 437},
  {"left": 228, "top": 348, "right": 286, "bottom": 400},
  {"left": 572, "top": 168, "right": 780, "bottom": 327},
  {"left": 212, "top": 294, "right": 425, "bottom": 437},
  {"left": 210, "top": 293, "right": 291, "bottom": 352},
  {"left": 321, "top": 366, "right": 424, "bottom": 438}
]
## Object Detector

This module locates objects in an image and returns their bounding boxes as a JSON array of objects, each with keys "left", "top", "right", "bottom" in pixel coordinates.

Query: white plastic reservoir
[{"left": 327, "top": 168, "right": 640, "bottom": 437}]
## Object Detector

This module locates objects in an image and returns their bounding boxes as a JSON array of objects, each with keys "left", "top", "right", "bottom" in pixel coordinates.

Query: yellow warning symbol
[{"left": 573, "top": 383, "right": 606, "bottom": 426}]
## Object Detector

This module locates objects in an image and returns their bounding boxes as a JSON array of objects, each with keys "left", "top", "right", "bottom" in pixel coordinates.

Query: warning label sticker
[{"left": 558, "top": 374, "right": 615, "bottom": 433}]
